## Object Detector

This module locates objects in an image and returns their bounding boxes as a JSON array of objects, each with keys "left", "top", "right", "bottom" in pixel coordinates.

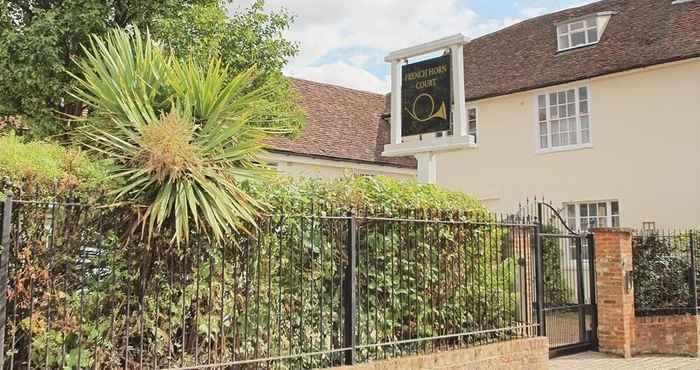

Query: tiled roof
[
  {"left": 265, "top": 79, "right": 417, "bottom": 169},
  {"left": 464, "top": 0, "right": 700, "bottom": 101}
]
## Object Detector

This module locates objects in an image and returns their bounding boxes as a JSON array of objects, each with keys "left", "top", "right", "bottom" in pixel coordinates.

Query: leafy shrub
[
  {"left": 0, "top": 134, "right": 108, "bottom": 199},
  {"left": 633, "top": 232, "right": 698, "bottom": 312},
  {"left": 243, "top": 175, "right": 485, "bottom": 214},
  {"left": 6, "top": 176, "right": 526, "bottom": 368}
]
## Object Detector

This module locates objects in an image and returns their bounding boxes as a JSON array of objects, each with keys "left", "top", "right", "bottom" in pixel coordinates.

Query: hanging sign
[{"left": 401, "top": 54, "right": 452, "bottom": 136}]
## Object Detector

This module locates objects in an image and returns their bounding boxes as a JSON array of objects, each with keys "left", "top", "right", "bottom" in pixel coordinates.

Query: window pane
[
  {"left": 559, "top": 105, "right": 568, "bottom": 118},
  {"left": 598, "top": 202, "right": 607, "bottom": 216},
  {"left": 559, "top": 36, "right": 570, "bottom": 50},
  {"left": 550, "top": 106, "right": 558, "bottom": 119},
  {"left": 579, "top": 87, "right": 588, "bottom": 100},
  {"left": 580, "top": 115, "right": 589, "bottom": 129},
  {"left": 468, "top": 108, "right": 476, "bottom": 120},
  {"left": 538, "top": 95, "right": 546, "bottom": 108},
  {"left": 539, "top": 108, "right": 547, "bottom": 122},
  {"left": 599, "top": 217, "right": 607, "bottom": 227},
  {"left": 580, "top": 101, "right": 589, "bottom": 114},
  {"left": 571, "top": 31, "right": 586, "bottom": 46},
  {"left": 551, "top": 120, "right": 560, "bottom": 133},
  {"left": 571, "top": 21, "right": 584, "bottom": 30},
  {"left": 558, "top": 24, "right": 568, "bottom": 34},
  {"left": 569, "top": 130, "right": 577, "bottom": 145},
  {"left": 539, "top": 122, "right": 548, "bottom": 135},
  {"left": 550, "top": 93, "right": 558, "bottom": 105},
  {"left": 560, "top": 132, "right": 568, "bottom": 146},
  {"left": 552, "top": 133, "right": 560, "bottom": 147},
  {"left": 558, "top": 91, "right": 566, "bottom": 102},
  {"left": 567, "top": 204, "right": 576, "bottom": 218},
  {"left": 567, "top": 89, "right": 575, "bottom": 102},
  {"left": 581, "top": 129, "right": 590, "bottom": 144},
  {"left": 567, "top": 103, "right": 576, "bottom": 117},
  {"left": 587, "top": 29, "right": 598, "bottom": 43},
  {"left": 611, "top": 201, "right": 619, "bottom": 215},
  {"left": 540, "top": 135, "right": 548, "bottom": 149},
  {"left": 589, "top": 204, "right": 597, "bottom": 217},
  {"left": 612, "top": 216, "right": 620, "bottom": 228},
  {"left": 580, "top": 204, "right": 588, "bottom": 217},
  {"left": 586, "top": 17, "right": 598, "bottom": 28}
]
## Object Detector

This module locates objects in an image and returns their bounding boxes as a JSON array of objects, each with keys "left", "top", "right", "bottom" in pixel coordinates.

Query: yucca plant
[{"left": 69, "top": 28, "right": 294, "bottom": 243}]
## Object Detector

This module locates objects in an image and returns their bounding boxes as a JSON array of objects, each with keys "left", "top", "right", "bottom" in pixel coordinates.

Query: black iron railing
[
  {"left": 0, "top": 194, "right": 538, "bottom": 369},
  {"left": 633, "top": 229, "right": 700, "bottom": 317}
]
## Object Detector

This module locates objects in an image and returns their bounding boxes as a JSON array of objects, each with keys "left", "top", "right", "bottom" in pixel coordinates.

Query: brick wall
[
  {"left": 592, "top": 228, "right": 700, "bottom": 358},
  {"left": 324, "top": 338, "right": 548, "bottom": 370},
  {"left": 634, "top": 314, "right": 700, "bottom": 357}
]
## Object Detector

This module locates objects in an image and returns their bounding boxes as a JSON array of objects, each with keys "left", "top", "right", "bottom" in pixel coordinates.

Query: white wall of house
[
  {"left": 261, "top": 152, "right": 417, "bottom": 181},
  {"left": 433, "top": 58, "right": 700, "bottom": 228}
]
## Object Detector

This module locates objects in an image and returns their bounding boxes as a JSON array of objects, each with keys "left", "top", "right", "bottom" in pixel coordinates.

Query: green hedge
[
  {"left": 0, "top": 134, "right": 109, "bottom": 199},
  {"left": 243, "top": 175, "right": 485, "bottom": 214}
]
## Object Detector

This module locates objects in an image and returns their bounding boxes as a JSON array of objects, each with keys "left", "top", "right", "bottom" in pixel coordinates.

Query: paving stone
[{"left": 550, "top": 351, "right": 700, "bottom": 370}]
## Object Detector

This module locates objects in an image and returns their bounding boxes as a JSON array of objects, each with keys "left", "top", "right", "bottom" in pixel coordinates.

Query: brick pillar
[{"left": 593, "top": 228, "right": 635, "bottom": 358}]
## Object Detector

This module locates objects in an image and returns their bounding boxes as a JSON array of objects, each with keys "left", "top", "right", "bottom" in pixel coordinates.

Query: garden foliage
[
  {"left": 0, "top": 0, "right": 303, "bottom": 138},
  {"left": 5, "top": 176, "right": 527, "bottom": 368},
  {"left": 0, "top": 134, "right": 108, "bottom": 199},
  {"left": 633, "top": 231, "right": 699, "bottom": 312}
]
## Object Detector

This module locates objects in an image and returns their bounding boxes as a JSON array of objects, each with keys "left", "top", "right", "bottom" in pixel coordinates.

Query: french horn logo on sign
[{"left": 401, "top": 55, "right": 452, "bottom": 136}]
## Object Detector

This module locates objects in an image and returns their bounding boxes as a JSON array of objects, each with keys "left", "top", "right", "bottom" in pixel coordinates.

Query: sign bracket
[{"left": 383, "top": 34, "right": 472, "bottom": 162}]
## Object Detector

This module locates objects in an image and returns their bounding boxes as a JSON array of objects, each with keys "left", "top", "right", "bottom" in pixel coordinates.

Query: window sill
[
  {"left": 556, "top": 42, "right": 599, "bottom": 54},
  {"left": 537, "top": 143, "right": 593, "bottom": 155}
]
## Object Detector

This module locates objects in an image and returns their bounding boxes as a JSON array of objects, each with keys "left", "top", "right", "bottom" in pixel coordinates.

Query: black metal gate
[{"left": 535, "top": 202, "right": 597, "bottom": 357}]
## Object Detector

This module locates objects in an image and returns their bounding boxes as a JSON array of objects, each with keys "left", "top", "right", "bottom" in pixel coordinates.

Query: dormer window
[{"left": 556, "top": 12, "right": 614, "bottom": 52}]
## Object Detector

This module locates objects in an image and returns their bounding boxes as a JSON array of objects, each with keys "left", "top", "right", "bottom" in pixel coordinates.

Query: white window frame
[
  {"left": 534, "top": 84, "right": 593, "bottom": 154},
  {"left": 564, "top": 199, "right": 620, "bottom": 261},
  {"left": 467, "top": 106, "right": 478, "bottom": 145},
  {"left": 557, "top": 16, "right": 600, "bottom": 52},
  {"left": 565, "top": 200, "right": 621, "bottom": 232}
]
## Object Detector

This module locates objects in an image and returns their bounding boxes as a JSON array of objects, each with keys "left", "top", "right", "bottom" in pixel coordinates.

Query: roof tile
[
  {"left": 265, "top": 79, "right": 416, "bottom": 169},
  {"left": 463, "top": 0, "right": 700, "bottom": 101}
]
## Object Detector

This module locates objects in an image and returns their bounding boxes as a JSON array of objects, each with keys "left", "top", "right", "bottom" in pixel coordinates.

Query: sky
[{"left": 233, "top": 0, "right": 598, "bottom": 94}]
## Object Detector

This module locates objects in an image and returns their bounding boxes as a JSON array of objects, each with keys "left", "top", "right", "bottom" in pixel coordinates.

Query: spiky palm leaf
[{"left": 70, "top": 28, "right": 288, "bottom": 243}]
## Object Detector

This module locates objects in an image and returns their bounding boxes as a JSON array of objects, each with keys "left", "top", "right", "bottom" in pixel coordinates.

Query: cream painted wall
[
  {"left": 262, "top": 152, "right": 416, "bottom": 181},
  {"left": 434, "top": 59, "right": 700, "bottom": 228}
]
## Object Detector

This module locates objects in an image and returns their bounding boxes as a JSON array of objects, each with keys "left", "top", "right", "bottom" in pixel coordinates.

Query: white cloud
[
  {"left": 229, "top": 1, "right": 558, "bottom": 92},
  {"left": 288, "top": 62, "right": 389, "bottom": 93}
]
